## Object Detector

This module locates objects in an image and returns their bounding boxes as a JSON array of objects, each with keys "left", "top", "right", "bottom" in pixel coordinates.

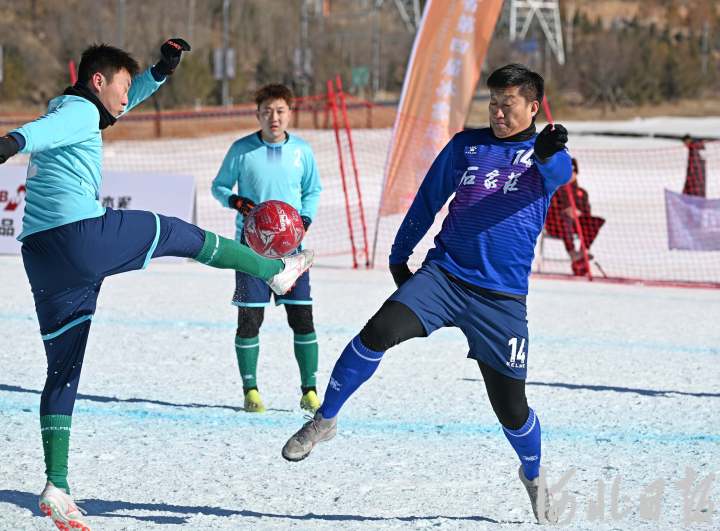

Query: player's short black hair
[
  {"left": 77, "top": 44, "right": 140, "bottom": 85},
  {"left": 486, "top": 64, "right": 544, "bottom": 103},
  {"left": 571, "top": 158, "right": 578, "bottom": 173},
  {"left": 255, "top": 84, "right": 294, "bottom": 109}
]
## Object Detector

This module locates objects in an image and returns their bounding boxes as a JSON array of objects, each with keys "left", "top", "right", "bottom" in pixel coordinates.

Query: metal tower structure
[{"left": 508, "top": 0, "right": 565, "bottom": 65}]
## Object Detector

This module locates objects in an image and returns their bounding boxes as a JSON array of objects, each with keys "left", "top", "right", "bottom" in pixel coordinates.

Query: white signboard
[{"left": 0, "top": 165, "right": 195, "bottom": 255}]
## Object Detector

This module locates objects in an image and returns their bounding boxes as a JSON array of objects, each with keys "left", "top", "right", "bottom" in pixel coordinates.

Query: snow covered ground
[{"left": 1, "top": 255, "right": 718, "bottom": 530}]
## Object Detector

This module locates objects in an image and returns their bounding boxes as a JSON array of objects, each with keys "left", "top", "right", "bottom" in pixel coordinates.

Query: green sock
[
  {"left": 294, "top": 332, "right": 318, "bottom": 389},
  {"left": 235, "top": 335, "right": 260, "bottom": 392},
  {"left": 40, "top": 415, "right": 72, "bottom": 493},
  {"left": 195, "top": 231, "right": 283, "bottom": 280}
]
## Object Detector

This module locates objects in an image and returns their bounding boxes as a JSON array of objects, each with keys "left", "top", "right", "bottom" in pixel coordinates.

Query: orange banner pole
[{"left": 372, "top": 0, "right": 503, "bottom": 266}]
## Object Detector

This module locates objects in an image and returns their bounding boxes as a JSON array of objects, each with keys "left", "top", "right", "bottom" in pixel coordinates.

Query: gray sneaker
[
  {"left": 518, "top": 466, "right": 559, "bottom": 524},
  {"left": 281, "top": 411, "right": 337, "bottom": 461}
]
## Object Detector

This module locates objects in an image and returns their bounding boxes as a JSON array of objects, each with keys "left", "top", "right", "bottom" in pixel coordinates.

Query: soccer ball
[{"left": 243, "top": 200, "right": 305, "bottom": 259}]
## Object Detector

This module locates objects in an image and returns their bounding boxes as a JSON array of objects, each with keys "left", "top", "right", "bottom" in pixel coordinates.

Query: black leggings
[
  {"left": 236, "top": 304, "right": 315, "bottom": 337},
  {"left": 359, "top": 299, "right": 529, "bottom": 430},
  {"left": 476, "top": 359, "right": 529, "bottom": 430}
]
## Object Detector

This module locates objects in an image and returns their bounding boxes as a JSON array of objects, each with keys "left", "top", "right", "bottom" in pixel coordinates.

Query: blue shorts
[
  {"left": 233, "top": 269, "right": 312, "bottom": 307},
  {"left": 389, "top": 261, "right": 529, "bottom": 379},
  {"left": 22, "top": 208, "right": 204, "bottom": 338}
]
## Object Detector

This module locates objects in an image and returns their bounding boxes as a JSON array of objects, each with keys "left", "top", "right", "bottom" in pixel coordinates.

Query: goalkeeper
[
  {"left": 211, "top": 84, "right": 322, "bottom": 414},
  {"left": 0, "top": 41, "right": 312, "bottom": 531}
]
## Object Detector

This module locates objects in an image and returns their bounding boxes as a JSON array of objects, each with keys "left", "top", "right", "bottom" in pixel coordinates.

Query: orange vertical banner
[{"left": 379, "top": 0, "right": 503, "bottom": 215}]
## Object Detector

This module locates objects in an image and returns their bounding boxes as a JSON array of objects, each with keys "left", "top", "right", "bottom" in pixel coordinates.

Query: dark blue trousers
[{"left": 21, "top": 208, "right": 204, "bottom": 415}]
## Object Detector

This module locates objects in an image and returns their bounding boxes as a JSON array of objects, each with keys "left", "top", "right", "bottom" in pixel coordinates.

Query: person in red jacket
[
  {"left": 545, "top": 158, "right": 605, "bottom": 275},
  {"left": 681, "top": 134, "right": 706, "bottom": 197}
]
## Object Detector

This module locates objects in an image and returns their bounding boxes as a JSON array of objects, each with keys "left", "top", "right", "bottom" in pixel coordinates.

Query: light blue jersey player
[
  {"left": 282, "top": 64, "right": 572, "bottom": 525},
  {"left": 0, "top": 43, "right": 313, "bottom": 531},
  {"left": 211, "top": 84, "right": 322, "bottom": 414}
]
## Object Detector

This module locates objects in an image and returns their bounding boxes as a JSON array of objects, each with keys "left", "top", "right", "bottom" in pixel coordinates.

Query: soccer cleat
[
  {"left": 299, "top": 390, "right": 320, "bottom": 413},
  {"left": 243, "top": 389, "right": 266, "bottom": 413},
  {"left": 281, "top": 411, "right": 337, "bottom": 462},
  {"left": 267, "top": 249, "right": 315, "bottom": 295},
  {"left": 518, "top": 466, "right": 559, "bottom": 524},
  {"left": 38, "top": 482, "right": 91, "bottom": 531}
]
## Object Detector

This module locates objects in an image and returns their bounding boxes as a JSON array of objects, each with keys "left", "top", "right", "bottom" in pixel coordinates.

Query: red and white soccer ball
[{"left": 243, "top": 200, "right": 305, "bottom": 259}]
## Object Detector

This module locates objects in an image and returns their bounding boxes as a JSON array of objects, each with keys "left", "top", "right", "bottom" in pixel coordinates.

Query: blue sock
[
  {"left": 318, "top": 335, "right": 384, "bottom": 419},
  {"left": 502, "top": 407, "right": 542, "bottom": 480}
]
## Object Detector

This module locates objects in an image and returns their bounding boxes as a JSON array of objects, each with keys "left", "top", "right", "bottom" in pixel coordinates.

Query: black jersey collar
[
  {"left": 63, "top": 83, "right": 117, "bottom": 130},
  {"left": 491, "top": 123, "right": 536, "bottom": 143}
]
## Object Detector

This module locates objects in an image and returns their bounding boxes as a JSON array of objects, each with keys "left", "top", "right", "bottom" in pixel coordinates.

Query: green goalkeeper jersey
[{"left": 211, "top": 131, "right": 322, "bottom": 241}]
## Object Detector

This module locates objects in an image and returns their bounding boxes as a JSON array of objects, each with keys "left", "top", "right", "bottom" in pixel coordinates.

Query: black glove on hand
[
  {"left": 301, "top": 216, "right": 312, "bottom": 232},
  {"left": 228, "top": 195, "right": 256, "bottom": 216},
  {"left": 534, "top": 124, "right": 568, "bottom": 160},
  {"left": 0, "top": 135, "right": 20, "bottom": 164},
  {"left": 154, "top": 38, "right": 191, "bottom": 77},
  {"left": 389, "top": 262, "right": 413, "bottom": 289}
]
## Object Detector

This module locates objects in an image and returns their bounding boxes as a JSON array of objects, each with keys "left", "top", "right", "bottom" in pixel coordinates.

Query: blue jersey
[
  {"left": 211, "top": 131, "right": 322, "bottom": 241},
  {"left": 390, "top": 127, "right": 572, "bottom": 295},
  {"left": 12, "top": 69, "right": 164, "bottom": 240}
]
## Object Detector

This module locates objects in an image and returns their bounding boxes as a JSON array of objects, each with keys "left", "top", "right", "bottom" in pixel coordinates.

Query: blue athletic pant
[{"left": 21, "top": 208, "right": 205, "bottom": 415}]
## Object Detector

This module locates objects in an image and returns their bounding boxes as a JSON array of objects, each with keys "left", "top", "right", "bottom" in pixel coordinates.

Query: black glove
[
  {"left": 534, "top": 124, "right": 568, "bottom": 160},
  {"left": 301, "top": 216, "right": 312, "bottom": 232},
  {"left": 0, "top": 135, "right": 20, "bottom": 164},
  {"left": 154, "top": 38, "right": 191, "bottom": 77},
  {"left": 389, "top": 262, "right": 413, "bottom": 288},
  {"left": 228, "top": 195, "right": 256, "bottom": 216}
]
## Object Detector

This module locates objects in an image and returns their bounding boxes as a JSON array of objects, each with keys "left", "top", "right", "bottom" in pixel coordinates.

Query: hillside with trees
[{"left": 0, "top": 0, "right": 719, "bottom": 117}]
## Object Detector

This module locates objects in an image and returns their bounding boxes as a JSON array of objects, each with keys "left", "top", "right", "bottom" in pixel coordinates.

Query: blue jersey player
[
  {"left": 0, "top": 42, "right": 313, "bottom": 530},
  {"left": 281, "top": 64, "right": 571, "bottom": 524},
  {"left": 211, "top": 84, "right": 322, "bottom": 414}
]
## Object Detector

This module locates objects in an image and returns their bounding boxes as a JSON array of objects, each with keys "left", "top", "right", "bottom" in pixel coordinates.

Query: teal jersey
[
  {"left": 12, "top": 68, "right": 164, "bottom": 240},
  {"left": 211, "top": 131, "right": 322, "bottom": 240}
]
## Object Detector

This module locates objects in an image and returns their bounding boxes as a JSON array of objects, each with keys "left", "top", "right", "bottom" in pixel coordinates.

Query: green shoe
[
  {"left": 299, "top": 390, "right": 320, "bottom": 413},
  {"left": 244, "top": 389, "right": 266, "bottom": 413}
]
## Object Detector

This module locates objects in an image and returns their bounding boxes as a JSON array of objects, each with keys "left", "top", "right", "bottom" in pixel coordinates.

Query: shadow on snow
[{"left": 0, "top": 489, "right": 515, "bottom": 525}]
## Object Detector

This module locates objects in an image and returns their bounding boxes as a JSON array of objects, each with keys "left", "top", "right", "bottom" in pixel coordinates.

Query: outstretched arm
[
  {"left": 389, "top": 138, "right": 459, "bottom": 275},
  {"left": 124, "top": 68, "right": 165, "bottom": 113},
  {"left": 124, "top": 38, "right": 191, "bottom": 114}
]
